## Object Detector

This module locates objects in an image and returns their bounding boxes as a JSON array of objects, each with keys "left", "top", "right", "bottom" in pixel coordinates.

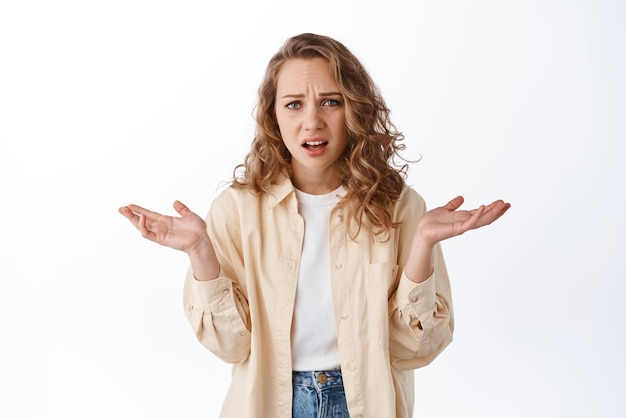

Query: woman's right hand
[
  {"left": 119, "top": 200, "right": 221, "bottom": 281},
  {"left": 118, "top": 200, "right": 210, "bottom": 254}
]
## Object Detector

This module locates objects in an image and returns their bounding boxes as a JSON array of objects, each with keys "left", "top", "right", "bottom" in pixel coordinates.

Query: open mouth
[{"left": 303, "top": 140, "right": 328, "bottom": 150}]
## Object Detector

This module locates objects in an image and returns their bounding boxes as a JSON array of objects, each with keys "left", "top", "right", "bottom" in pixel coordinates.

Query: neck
[{"left": 290, "top": 170, "right": 341, "bottom": 195}]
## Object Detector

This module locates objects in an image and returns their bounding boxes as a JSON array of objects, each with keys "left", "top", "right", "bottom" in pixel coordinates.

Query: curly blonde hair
[{"left": 233, "top": 33, "right": 409, "bottom": 239}]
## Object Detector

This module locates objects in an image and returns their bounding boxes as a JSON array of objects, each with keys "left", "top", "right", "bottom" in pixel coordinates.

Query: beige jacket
[{"left": 183, "top": 177, "right": 454, "bottom": 418}]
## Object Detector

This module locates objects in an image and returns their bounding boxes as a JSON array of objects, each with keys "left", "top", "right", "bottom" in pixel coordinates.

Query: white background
[{"left": 1, "top": 1, "right": 624, "bottom": 417}]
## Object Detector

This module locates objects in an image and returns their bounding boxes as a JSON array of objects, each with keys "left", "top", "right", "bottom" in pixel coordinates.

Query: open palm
[
  {"left": 417, "top": 196, "right": 511, "bottom": 246},
  {"left": 118, "top": 200, "right": 209, "bottom": 253}
]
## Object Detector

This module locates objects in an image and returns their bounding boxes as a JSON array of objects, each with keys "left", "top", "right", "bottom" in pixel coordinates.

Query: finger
[
  {"left": 118, "top": 206, "right": 135, "bottom": 220},
  {"left": 444, "top": 196, "right": 464, "bottom": 211},
  {"left": 138, "top": 213, "right": 147, "bottom": 231},
  {"left": 471, "top": 200, "right": 500, "bottom": 219},
  {"left": 461, "top": 204, "right": 486, "bottom": 232},
  {"left": 484, "top": 201, "right": 511, "bottom": 224},
  {"left": 126, "top": 204, "right": 162, "bottom": 219},
  {"left": 137, "top": 213, "right": 155, "bottom": 239},
  {"left": 173, "top": 200, "right": 191, "bottom": 217},
  {"left": 468, "top": 199, "right": 508, "bottom": 217},
  {"left": 118, "top": 206, "right": 142, "bottom": 227},
  {"left": 474, "top": 201, "right": 511, "bottom": 228},
  {"left": 481, "top": 200, "right": 509, "bottom": 217}
]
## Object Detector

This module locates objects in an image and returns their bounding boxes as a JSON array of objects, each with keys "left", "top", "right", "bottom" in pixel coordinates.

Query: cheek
[
  {"left": 274, "top": 111, "right": 289, "bottom": 130},
  {"left": 274, "top": 110, "right": 280, "bottom": 132},
  {"left": 334, "top": 114, "right": 348, "bottom": 136}
]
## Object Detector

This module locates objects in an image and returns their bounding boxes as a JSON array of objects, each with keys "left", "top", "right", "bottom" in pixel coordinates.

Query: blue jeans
[{"left": 292, "top": 370, "right": 350, "bottom": 418}]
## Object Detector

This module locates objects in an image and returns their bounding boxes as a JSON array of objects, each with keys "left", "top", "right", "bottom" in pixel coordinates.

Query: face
[{"left": 275, "top": 58, "right": 348, "bottom": 194}]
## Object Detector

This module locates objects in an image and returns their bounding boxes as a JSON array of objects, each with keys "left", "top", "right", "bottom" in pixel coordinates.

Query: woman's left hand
[
  {"left": 417, "top": 196, "right": 511, "bottom": 247},
  {"left": 405, "top": 196, "right": 510, "bottom": 283}
]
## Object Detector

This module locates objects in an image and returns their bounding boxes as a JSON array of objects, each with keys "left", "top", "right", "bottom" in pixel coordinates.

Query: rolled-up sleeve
[
  {"left": 389, "top": 258, "right": 453, "bottom": 370},
  {"left": 387, "top": 187, "right": 454, "bottom": 370},
  {"left": 183, "top": 273, "right": 251, "bottom": 363},
  {"left": 182, "top": 189, "right": 252, "bottom": 364}
]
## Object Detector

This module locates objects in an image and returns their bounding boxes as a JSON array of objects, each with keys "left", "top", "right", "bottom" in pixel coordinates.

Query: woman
[{"left": 119, "top": 33, "right": 510, "bottom": 418}]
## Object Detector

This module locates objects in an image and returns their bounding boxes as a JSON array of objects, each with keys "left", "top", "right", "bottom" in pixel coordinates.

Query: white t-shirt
[{"left": 290, "top": 186, "right": 344, "bottom": 371}]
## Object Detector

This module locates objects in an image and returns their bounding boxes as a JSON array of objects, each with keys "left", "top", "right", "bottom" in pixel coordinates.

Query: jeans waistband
[{"left": 292, "top": 369, "right": 343, "bottom": 390}]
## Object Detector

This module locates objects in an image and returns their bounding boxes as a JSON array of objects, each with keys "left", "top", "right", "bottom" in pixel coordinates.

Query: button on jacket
[{"left": 183, "top": 177, "right": 454, "bottom": 418}]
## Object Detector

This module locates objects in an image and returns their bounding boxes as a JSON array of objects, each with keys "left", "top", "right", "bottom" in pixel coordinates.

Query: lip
[
  {"left": 301, "top": 137, "right": 329, "bottom": 157},
  {"left": 301, "top": 137, "right": 328, "bottom": 147}
]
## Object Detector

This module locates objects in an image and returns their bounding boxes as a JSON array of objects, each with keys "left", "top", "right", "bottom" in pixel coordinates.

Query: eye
[
  {"left": 323, "top": 99, "right": 340, "bottom": 107},
  {"left": 286, "top": 102, "right": 301, "bottom": 110}
]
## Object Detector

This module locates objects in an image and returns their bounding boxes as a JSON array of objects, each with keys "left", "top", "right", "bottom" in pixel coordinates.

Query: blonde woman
[{"left": 119, "top": 33, "right": 510, "bottom": 418}]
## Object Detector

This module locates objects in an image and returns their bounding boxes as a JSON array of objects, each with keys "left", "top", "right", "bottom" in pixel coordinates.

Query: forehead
[{"left": 275, "top": 58, "right": 338, "bottom": 93}]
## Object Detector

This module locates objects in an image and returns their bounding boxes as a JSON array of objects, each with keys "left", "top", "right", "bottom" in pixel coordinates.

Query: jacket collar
[
  {"left": 265, "top": 175, "right": 348, "bottom": 209},
  {"left": 266, "top": 175, "right": 296, "bottom": 209}
]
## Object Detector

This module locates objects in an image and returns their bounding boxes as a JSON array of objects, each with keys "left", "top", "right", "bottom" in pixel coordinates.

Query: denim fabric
[{"left": 292, "top": 370, "right": 350, "bottom": 418}]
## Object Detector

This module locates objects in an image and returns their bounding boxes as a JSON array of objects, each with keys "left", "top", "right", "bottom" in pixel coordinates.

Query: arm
[
  {"left": 388, "top": 192, "right": 510, "bottom": 370},
  {"left": 119, "top": 196, "right": 251, "bottom": 363},
  {"left": 182, "top": 190, "right": 251, "bottom": 364}
]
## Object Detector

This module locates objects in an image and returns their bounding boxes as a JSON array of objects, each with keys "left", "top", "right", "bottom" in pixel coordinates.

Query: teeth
[{"left": 305, "top": 140, "right": 326, "bottom": 146}]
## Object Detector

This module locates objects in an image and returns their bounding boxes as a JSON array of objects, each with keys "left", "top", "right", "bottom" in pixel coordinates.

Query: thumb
[
  {"left": 444, "top": 196, "right": 464, "bottom": 211},
  {"left": 173, "top": 200, "right": 191, "bottom": 216}
]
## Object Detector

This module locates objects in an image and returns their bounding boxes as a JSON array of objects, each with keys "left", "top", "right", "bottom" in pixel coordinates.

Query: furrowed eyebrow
[{"left": 280, "top": 92, "right": 342, "bottom": 99}]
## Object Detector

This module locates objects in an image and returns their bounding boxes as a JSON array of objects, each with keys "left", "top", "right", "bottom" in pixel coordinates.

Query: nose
[{"left": 302, "top": 106, "right": 324, "bottom": 131}]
